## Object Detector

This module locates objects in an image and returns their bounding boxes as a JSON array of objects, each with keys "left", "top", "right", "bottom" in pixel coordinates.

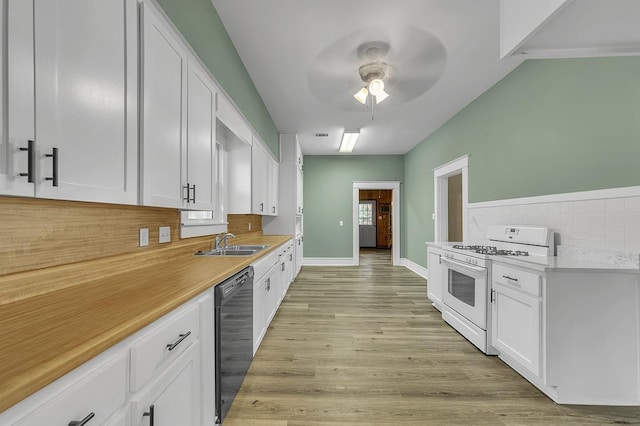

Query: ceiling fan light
[
  {"left": 374, "top": 89, "right": 389, "bottom": 104},
  {"left": 353, "top": 87, "right": 368, "bottom": 104},
  {"left": 368, "top": 78, "right": 385, "bottom": 96}
]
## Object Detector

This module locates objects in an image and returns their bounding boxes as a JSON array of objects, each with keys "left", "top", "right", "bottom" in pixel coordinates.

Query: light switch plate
[
  {"left": 159, "top": 226, "right": 171, "bottom": 243},
  {"left": 139, "top": 228, "right": 149, "bottom": 247},
  {"left": 339, "top": 221, "right": 344, "bottom": 227}
]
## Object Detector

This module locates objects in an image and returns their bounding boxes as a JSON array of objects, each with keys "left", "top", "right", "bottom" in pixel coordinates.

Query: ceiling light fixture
[
  {"left": 353, "top": 62, "right": 390, "bottom": 107},
  {"left": 339, "top": 131, "right": 360, "bottom": 153}
]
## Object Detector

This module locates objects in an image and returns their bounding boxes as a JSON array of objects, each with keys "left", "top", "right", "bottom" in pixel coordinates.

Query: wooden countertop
[{"left": 0, "top": 234, "right": 292, "bottom": 413}]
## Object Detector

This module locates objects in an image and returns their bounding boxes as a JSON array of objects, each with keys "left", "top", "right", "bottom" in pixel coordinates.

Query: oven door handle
[{"left": 441, "top": 256, "right": 486, "bottom": 273}]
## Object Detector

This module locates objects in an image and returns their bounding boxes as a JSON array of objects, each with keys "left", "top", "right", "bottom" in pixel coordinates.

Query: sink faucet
[{"left": 214, "top": 232, "right": 236, "bottom": 250}]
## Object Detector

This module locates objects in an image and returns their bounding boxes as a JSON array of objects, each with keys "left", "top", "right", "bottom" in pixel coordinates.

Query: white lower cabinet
[
  {"left": 131, "top": 341, "right": 201, "bottom": 426},
  {"left": 13, "top": 354, "right": 127, "bottom": 426},
  {"left": 0, "top": 291, "right": 215, "bottom": 426},
  {"left": 426, "top": 247, "right": 444, "bottom": 310},
  {"left": 491, "top": 282, "right": 542, "bottom": 377},
  {"left": 252, "top": 240, "right": 295, "bottom": 354},
  {"left": 253, "top": 264, "right": 278, "bottom": 353},
  {"left": 491, "top": 263, "right": 543, "bottom": 378}
]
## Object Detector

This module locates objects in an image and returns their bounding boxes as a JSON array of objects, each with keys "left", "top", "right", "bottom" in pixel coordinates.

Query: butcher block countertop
[{"left": 0, "top": 233, "right": 292, "bottom": 413}]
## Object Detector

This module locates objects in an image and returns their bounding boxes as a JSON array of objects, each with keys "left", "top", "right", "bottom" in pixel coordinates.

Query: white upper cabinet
[
  {"left": 140, "top": 2, "right": 188, "bottom": 209},
  {"left": 2, "top": 0, "right": 138, "bottom": 204},
  {"left": 263, "top": 134, "right": 303, "bottom": 236},
  {"left": 251, "top": 140, "right": 268, "bottom": 214},
  {"left": 140, "top": 2, "right": 218, "bottom": 211},
  {"left": 251, "top": 136, "right": 278, "bottom": 216},
  {"left": 268, "top": 156, "right": 279, "bottom": 216},
  {"left": 1, "top": 0, "right": 35, "bottom": 197},
  {"left": 186, "top": 60, "right": 217, "bottom": 211}
]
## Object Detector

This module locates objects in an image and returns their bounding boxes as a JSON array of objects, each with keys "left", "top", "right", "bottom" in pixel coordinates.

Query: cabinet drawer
[
  {"left": 252, "top": 250, "right": 278, "bottom": 280},
  {"left": 492, "top": 263, "right": 541, "bottom": 296},
  {"left": 15, "top": 355, "right": 126, "bottom": 426},
  {"left": 130, "top": 303, "right": 200, "bottom": 392}
]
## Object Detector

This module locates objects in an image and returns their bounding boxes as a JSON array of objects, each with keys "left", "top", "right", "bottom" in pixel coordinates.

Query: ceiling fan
[{"left": 307, "top": 27, "right": 447, "bottom": 113}]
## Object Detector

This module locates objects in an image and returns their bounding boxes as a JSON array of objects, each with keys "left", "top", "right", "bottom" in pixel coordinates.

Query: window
[{"left": 359, "top": 203, "right": 373, "bottom": 225}]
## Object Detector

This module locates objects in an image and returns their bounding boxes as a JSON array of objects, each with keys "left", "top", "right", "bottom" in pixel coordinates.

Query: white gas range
[{"left": 431, "top": 226, "right": 555, "bottom": 354}]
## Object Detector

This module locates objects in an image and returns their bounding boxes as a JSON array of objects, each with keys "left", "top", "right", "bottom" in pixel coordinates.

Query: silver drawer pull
[
  {"left": 68, "top": 412, "right": 95, "bottom": 426},
  {"left": 502, "top": 275, "right": 519, "bottom": 282},
  {"left": 166, "top": 331, "right": 191, "bottom": 351}
]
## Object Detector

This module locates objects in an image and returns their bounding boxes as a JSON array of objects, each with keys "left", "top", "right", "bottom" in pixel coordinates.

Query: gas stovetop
[{"left": 451, "top": 245, "right": 530, "bottom": 256}]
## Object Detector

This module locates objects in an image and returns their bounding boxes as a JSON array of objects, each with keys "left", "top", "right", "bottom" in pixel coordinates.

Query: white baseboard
[
  {"left": 302, "top": 257, "right": 357, "bottom": 266},
  {"left": 400, "top": 258, "right": 428, "bottom": 279}
]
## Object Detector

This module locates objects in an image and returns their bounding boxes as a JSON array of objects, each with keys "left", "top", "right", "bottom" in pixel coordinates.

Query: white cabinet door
[
  {"left": 141, "top": 2, "right": 187, "bottom": 208},
  {"left": 492, "top": 282, "right": 542, "bottom": 377},
  {"left": 296, "top": 166, "right": 303, "bottom": 215},
  {"left": 253, "top": 274, "right": 266, "bottom": 354},
  {"left": 186, "top": 60, "right": 217, "bottom": 211},
  {"left": 251, "top": 141, "right": 267, "bottom": 214},
  {"left": 427, "top": 249, "right": 443, "bottom": 308},
  {"left": 1, "top": 0, "right": 35, "bottom": 197},
  {"left": 268, "top": 157, "right": 279, "bottom": 216},
  {"left": 131, "top": 341, "right": 201, "bottom": 426},
  {"left": 253, "top": 266, "right": 278, "bottom": 353},
  {"left": 33, "top": 0, "right": 137, "bottom": 204},
  {"left": 295, "top": 236, "right": 303, "bottom": 275}
]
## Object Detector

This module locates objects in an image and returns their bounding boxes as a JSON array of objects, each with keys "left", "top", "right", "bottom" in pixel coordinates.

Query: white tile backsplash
[{"left": 468, "top": 194, "right": 640, "bottom": 253}]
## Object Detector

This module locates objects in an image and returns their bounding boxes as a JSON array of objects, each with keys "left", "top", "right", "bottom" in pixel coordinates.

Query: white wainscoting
[{"left": 468, "top": 185, "right": 640, "bottom": 253}]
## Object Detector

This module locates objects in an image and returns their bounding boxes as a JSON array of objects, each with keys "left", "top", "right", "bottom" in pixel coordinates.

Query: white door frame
[
  {"left": 433, "top": 155, "right": 469, "bottom": 243},
  {"left": 352, "top": 181, "right": 401, "bottom": 266}
]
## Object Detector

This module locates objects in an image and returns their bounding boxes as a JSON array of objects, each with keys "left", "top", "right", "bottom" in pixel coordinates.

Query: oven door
[{"left": 441, "top": 257, "right": 487, "bottom": 329}]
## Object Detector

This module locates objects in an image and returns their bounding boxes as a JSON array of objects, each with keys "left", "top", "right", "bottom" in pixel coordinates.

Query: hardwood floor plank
[{"left": 224, "top": 249, "right": 640, "bottom": 425}]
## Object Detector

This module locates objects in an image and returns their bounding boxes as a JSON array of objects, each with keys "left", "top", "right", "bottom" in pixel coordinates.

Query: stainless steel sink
[
  {"left": 194, "top": 244, "right": 269, "bottom": 256},
  {"left": 225, "top": 245, "right": 270, "bottom": 251}
]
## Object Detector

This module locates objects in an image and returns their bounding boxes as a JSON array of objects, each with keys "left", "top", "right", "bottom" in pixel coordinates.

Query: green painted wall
[
  {"left": 403, "top": 57, "right": 640, "bottom": 267},
  {"left": 304, "top": 156, "right": 404, "bottom": 258},
  {"left": 156, "top": 0, "right": 279, "bottom": 156}
]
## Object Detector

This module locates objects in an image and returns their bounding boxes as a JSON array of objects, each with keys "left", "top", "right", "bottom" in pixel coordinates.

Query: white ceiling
[{"left": 210, "top": 0, "right": 525, "bottom": 155}]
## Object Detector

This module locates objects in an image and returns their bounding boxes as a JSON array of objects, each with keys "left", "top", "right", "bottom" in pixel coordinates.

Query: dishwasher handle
[{"left": 215, "top": 267, "right": 254, "bottom": 305}]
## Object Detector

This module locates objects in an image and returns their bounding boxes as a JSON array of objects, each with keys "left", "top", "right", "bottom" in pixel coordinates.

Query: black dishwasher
[{"left": 214, "top": 266, "right": 254, "bottom": 424}]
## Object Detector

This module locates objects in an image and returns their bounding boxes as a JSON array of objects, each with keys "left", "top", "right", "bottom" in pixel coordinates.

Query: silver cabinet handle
[
  {"left": 166, "top": 331, "right": 191, "bottom": 351},
  {"left": 68, "top": 412, "right": 95, "bottom": 426},
  {"left": 503, "top": 275, "right": 519, "bottom": 282}
]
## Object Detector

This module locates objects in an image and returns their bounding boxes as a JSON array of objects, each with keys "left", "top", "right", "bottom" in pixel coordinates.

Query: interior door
[{"left": 359, "top": 200, "right": 376, "bottom": 248}]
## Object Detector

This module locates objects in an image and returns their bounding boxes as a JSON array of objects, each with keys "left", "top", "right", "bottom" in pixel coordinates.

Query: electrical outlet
[
  {"left": 339, "top": 220, "right": 344, "bottom": 227},
  {"left": 248, "top": 223, "right": 252, "bottom": 231},
  {"left": 139, "top": 228, "right": 149, "bottom": 247},
  {"left": 159, "top": 226, "right": 171, "bottom": 243}
]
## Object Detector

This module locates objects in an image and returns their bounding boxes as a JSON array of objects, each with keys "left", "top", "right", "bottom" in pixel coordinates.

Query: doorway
[
  {"left": 448, "top": 174, "right": 463, "bottom": 242},
  {"left": 434, "top": 155, "right": 468, "bottom": 243},
  {"left": 352, "top": 181, "right": 401, "bottom": 266},
  {"left": 359, "top": 189, "right": 393, "bottom": 249}
]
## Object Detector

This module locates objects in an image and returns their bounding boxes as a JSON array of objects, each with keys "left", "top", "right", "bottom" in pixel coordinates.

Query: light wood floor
[{"left": 224, "top": 248, "right": 640, "bottom": 425}]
